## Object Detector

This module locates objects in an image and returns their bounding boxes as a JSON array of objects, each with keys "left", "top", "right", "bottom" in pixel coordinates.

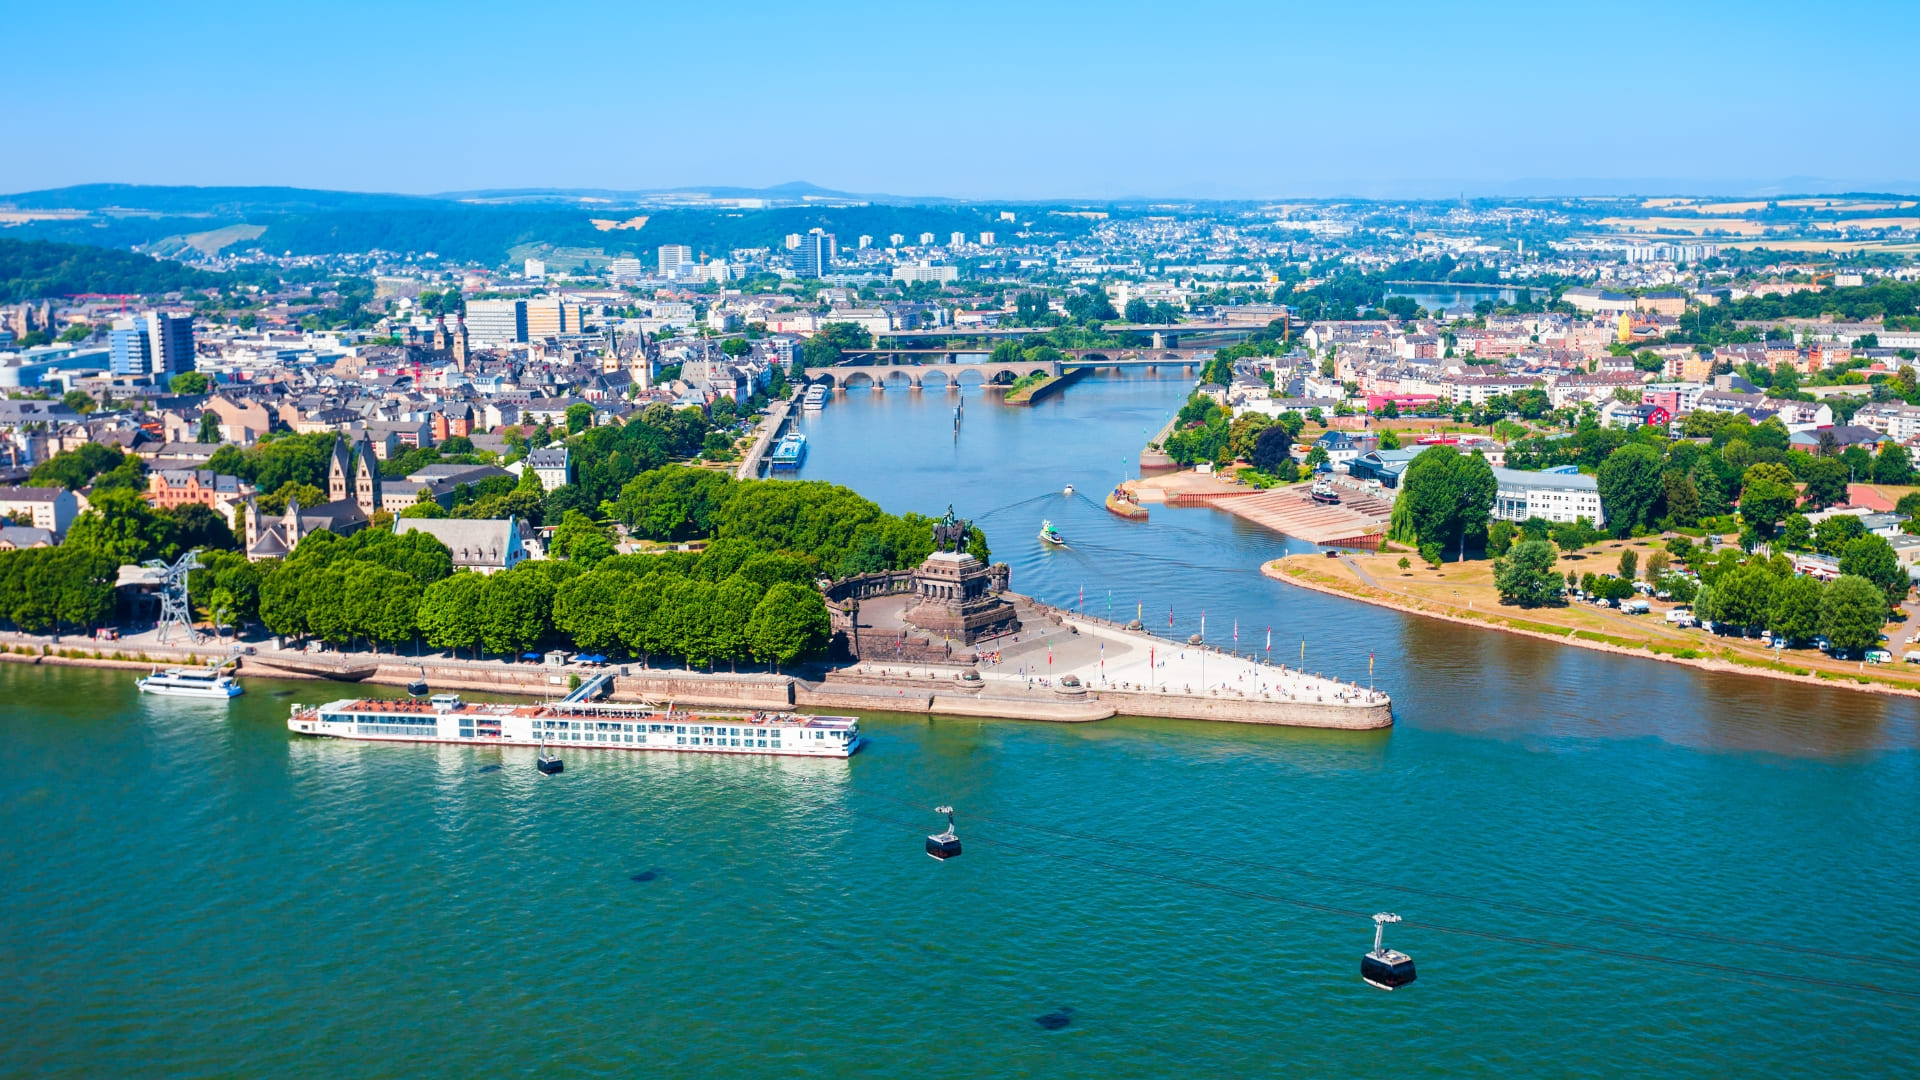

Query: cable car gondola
[
  {"left": 1361, "top": 912, "right": 1416, "bottom": 990},
  {"left": 406, "top": 665, "right": 430, "bottom": 698},
  {"left": 925, "top": 805, "right": 961, "bottom": 860}
]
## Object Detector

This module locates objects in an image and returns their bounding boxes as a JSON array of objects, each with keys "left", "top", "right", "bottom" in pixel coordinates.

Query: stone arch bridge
[{"left": 801, "top": 349, "right": 1205, "bottom": 390}]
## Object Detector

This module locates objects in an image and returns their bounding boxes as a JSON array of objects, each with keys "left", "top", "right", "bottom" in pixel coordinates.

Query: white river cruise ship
[{"left": 289, "top": 694, "right": 863, "bottom": 758}]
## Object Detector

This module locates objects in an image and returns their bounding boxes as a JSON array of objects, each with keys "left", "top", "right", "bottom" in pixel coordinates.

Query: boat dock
[
  {"left": 736, "top": 399, "right": 794, "bottom": 480},
  {"left": 1128, "top": 471, "right": 1392, "bottom": 547},
  {"left": 1213, "top": 479, "right": 1392, "bottom": 546}
]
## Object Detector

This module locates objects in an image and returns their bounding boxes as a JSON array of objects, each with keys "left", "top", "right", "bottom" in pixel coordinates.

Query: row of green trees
[
  {"left": 1694, "top": 568, "right": 1890, "bottom": 655},
  {"left": 1490, "top": 534, "right": 1893, "bottom": 654}
]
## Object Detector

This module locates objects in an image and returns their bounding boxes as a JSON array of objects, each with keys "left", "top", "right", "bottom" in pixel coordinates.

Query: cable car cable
[
  {"left": 935, "top": 802, "right": 1893, "bottom": 967},
  {"left": 612, "top": 757, "right": 1917, "bottom": 1006},
  {"left": 870, "top": 809, "right": 1920, "bottom": 1007},
  {"left": 827, "top": 781, "right": 1896, "bottom": 968}
]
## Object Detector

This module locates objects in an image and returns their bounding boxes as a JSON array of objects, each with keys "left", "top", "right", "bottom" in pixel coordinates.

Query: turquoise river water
[{"left": 5, "top": 372, "right": 1919, "bottom": 1077}]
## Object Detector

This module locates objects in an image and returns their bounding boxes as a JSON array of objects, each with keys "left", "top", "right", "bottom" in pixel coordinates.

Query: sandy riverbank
[{"left": 1263, "top": 554, "right": 1920, "bottom": 701}]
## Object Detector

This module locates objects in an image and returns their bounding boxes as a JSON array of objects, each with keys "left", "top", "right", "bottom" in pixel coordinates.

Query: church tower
[
  {"left": 327, "top": 436, "right": 353, "bottom": 504},
  {"left": 354, "top": 433, "right": 382, "bottom": 514},
  {"left": 452, "top": 319, "right": 470, "bottom": 371}
]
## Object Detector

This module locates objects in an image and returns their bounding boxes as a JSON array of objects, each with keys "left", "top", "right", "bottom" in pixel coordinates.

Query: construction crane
[{"left": 66, "top": 293, "right": 140, "bottom": 313}]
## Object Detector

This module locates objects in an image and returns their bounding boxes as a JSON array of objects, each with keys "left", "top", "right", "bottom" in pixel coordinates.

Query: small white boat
[
  {"left": 137, "top": 664, "right": 243, "bottom": 699},
  {"left": 1063, "top": 484, "right": 1075, "bottom": 496},
  {"left": 1039, "top": 519, "right": 1066, "bottom": 546}
]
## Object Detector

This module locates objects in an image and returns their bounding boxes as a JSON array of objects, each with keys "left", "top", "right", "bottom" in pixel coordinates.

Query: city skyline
[{"left": 6, "top": 0, "right": 1916, "bottom": 199}]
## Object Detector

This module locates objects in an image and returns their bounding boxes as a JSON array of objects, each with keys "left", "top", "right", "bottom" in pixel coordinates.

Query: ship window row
[
  {"left": 535, "top": 720, "right": 783, "bottom": 740},
  {"left": 674, "top": 736, "right": 774, "bottom": 748},
  {"left": 355, "top": 723, "right": 437, "bottom": 736}
]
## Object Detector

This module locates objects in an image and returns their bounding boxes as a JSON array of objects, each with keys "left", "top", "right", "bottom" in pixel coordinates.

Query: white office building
[
  {"left": 658, "top": 245, "right": 693, "bottom": 276},
  {"left": 892, "top": 262, "right": 958, "bottom": 284},
  {"left": 465, "top": 299, "right": 528, "bottom": 346},
  {"left": 1491, "top": 466, "right": 1605, "bottom": 527}
]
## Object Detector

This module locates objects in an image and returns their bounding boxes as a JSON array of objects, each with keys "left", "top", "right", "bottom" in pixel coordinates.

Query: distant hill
[
  {"left": 0, "top": 183, "right": 1097, "bottom": 267},
  {"left": 435, "top": 181, "right": 959, "bottom": 207},
  {"left": 0, "top": 238, "right": 228, "bottom": 303},
  {"left": 2, "top": 184, "right": 448, "bottom": 215}
]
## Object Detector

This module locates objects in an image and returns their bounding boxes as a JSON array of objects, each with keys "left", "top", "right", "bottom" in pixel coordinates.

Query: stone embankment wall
[
  {"left": 612, "top": 672, "right": 796, "bottom": 709},
  {"left": 795, "top": 683, "right": 1114, "bottom": 722},
  {"left": 1092, "top": 689, "right": 1392, "bottom": 730}
]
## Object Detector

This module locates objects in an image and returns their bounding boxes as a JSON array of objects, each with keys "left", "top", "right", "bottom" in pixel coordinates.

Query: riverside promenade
[
  {"left": 734, "top": 399, "right": 794, "bottom": 479},
  {"left": 1, "top": 598, "right": 1392, "bottom": 731}
]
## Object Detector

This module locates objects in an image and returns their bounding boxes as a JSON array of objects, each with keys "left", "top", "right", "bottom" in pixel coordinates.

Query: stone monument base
[{"left": 901, "top": 551, "right": 1019, "bottom": 645}]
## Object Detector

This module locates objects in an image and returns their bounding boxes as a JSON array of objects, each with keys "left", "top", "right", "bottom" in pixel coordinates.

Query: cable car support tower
[{"left": 149, "top": 548, "right": 203, "bottom": 645}]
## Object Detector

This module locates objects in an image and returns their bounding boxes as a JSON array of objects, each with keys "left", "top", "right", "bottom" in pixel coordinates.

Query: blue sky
[{"left": 5, "top": 0, "right": 1915, "bottom": 199}]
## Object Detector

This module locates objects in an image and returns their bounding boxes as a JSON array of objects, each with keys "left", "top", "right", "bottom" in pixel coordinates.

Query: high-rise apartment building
[
  {"left": 918, "top": 232, "right": 936, "bottom": 245},
  {"left": 978, "top": 232, "right": 995, "bottom": 246},
  {"left": 110, "top": 320, "right": 150, "bottom": 375},
  {"left": 526, "top": 298, "right": 582, "bottom": 339},
  {"left": 889, "top": 233, "right": 905, "bottom": 247},
  {"left": 658, "top": 245, "right": 693, "bottom": 276},
  {"left": 465, "top": 299, "right": 528, "bottom": 346},
  {"left": 524, "top": 258, "right": 546, "bottom": 281},
  {"left": 793, "top": 229, "right": 834, "bottom": 278},
  {"left": 110, "top": 312, "right": 194, "bottom": 378},
  {"left": 949, "top": 232, "right": 966, "bottom": 248},
  {"left": 857, "top": 235, "right": 872, "bottom": 249},
  {"left": 608, "top": 257, "right": 645, "bottom": 283}
]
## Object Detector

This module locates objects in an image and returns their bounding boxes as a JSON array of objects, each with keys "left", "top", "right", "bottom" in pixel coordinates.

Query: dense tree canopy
[{"left": 1389, "top": 446, "right": 1496, "bottom": 560}]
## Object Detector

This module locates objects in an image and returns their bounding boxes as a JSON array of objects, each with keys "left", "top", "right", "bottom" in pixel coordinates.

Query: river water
[
  {"left": 5, "top": 372, "right": 1919, "bottom": 1077},
  {"left": 1386, "top": 283, "right": 1522, "bottom": 316}
]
